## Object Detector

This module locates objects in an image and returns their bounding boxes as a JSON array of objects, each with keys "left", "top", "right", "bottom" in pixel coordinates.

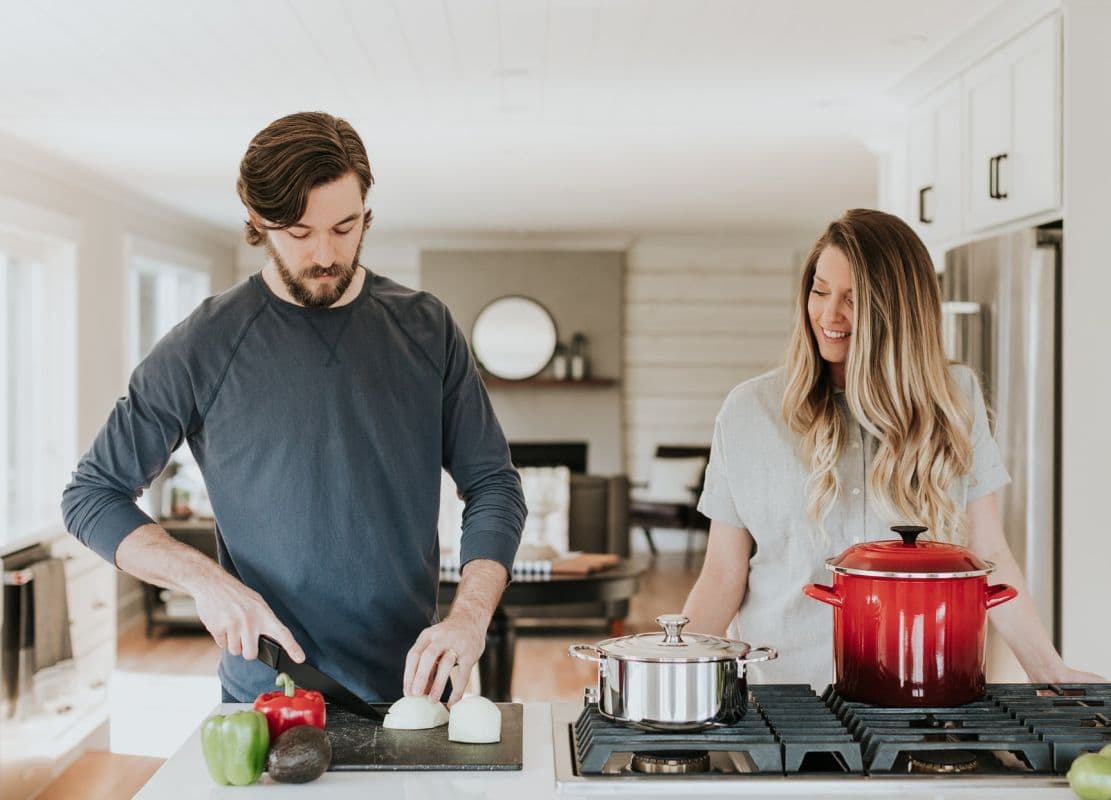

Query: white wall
[
  {"left": 624, "top": 236, "right": 812, "bottom": 551},
  {"left": 1059, "top": 0, "right": 1111, "bottom": 677},
  {"left": 0, "top": 133, "right": 238, "bottom": 450},
  {"left": 0, "top": 131, "right": 238, "bottom": 620}
]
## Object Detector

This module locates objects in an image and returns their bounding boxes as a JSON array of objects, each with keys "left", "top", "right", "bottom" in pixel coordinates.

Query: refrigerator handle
[
  {"left": 940, "top": 301, "right": 983, "bottom": 366},
  {"left": 1024, "top": 246, "right": 1056, "bottom": 636}
]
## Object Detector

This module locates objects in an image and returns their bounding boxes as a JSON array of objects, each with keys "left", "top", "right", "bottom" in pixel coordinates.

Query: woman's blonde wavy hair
[{"left": 782, "top": 209, "right": 972, "bottom": 542}]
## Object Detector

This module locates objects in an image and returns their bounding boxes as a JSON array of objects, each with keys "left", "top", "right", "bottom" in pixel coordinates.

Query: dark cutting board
[{"left": 325, "top": 703, "right": 523, "bottom": 771}]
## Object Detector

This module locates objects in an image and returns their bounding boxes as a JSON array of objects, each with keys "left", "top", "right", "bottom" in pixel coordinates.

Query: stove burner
[
  {"left": 630, "top": 751, "right": 711, "bottom": 774},
  {"left": 571, "top": 702, "right": 784, "bottom": 774},
  {"left": 564, "top": 684, "right": 1111, "bottom": 781},
  {"left": 908, "top": 749, "right": 980, "bottom": 774}
]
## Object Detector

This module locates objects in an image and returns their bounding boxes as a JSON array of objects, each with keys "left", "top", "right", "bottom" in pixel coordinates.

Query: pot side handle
[
  {"left": 985, "top": 583, "right": 1019, "bottom": 609},
  {"left": 568, "top": 644, "right": 605, "bottom": 663},
  {"left": 742, "top": 646, "right": 778, "bottom": 664},
  {"left": 803, "top": 583, "right": 842, "bottom": 607}
]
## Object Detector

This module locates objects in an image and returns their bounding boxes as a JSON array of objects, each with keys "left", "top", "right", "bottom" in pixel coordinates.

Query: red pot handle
[
  {"left": 803, "top": 584, "right": 842, "bottom": 607},
  {"left": 985, "top": 583, "right": 1018, "bottom": 609}
]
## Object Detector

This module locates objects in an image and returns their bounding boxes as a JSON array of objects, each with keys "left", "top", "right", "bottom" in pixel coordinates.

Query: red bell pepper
[{"left": 253, "top": 672, "right": 326, "bottom": 740}]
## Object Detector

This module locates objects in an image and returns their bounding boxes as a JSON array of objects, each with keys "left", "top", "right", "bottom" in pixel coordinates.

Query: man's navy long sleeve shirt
[{"left": 62, "top": 269, "right": 526, "bottom": 701}]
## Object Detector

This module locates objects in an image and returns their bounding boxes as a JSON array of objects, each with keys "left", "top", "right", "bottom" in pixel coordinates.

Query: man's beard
[{"left": 266, "top": 229, "right": 364, "bottom": 308}]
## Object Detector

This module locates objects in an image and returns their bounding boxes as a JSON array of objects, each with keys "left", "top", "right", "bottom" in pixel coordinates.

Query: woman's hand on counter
[{"left": 1042, "top": 665, "right": 1108, "bottom": 684}]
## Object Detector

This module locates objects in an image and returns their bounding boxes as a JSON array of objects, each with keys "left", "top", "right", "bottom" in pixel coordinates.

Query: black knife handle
[{"left": 257, "top": 634, "right": 283, "bottom": 670}]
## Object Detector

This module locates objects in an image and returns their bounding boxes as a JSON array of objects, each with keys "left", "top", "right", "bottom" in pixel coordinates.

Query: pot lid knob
[
  {"left": 891, "top": 524, "right": 928, "bottom": 546},
  {"left": 655, "top": 614, "right": 689, "bottom": 645}
]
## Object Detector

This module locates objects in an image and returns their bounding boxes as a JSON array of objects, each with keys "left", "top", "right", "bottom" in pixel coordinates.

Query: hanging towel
[
  {"left": 30, "top": 558, "right": 72, "bottom": 672},
  {"left": 2, "top": 544, "right": 48, "bottom": 716}
]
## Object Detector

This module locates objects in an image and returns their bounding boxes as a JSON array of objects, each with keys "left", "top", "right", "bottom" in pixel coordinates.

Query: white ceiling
[{"left": 0, "top": 0, "right": 1004, "bottom": 238}]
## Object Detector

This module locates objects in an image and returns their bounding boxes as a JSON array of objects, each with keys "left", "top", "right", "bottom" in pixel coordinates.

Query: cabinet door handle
[
  {"left": 92, "top": 600, "right": 107, "bottom": 610},
  {"left": 989, "top": 153, "right": 1009, "bottom": 200},
  {"left": 918, "top": 185, "right": 934, "bottom": 223}
]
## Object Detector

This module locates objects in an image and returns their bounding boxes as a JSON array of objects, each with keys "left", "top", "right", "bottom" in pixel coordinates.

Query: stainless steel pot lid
[{"left": 594, "top": 614, "right": 755, "bottom": 662}]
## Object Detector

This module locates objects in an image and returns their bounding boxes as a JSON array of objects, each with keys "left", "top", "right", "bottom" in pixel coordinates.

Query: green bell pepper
[{"left": 201, "top": 709, "right": 270, "bottom": 786}]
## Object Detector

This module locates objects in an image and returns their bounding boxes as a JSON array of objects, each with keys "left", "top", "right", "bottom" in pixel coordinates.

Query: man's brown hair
[{"left": 237, "top": 111, "right": 374, "bottom": 246}]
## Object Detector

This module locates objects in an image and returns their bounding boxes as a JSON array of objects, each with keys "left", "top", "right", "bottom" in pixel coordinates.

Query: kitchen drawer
[
  {"left": 66, "top": 565, "right": 116, "bottom": 653},
  {"left": 71, "top": 618, "right": 114, "bottom": 660},
  {"left": 50, "top": 534, "right": 106, "bottom": 579},
  {"left": 73, "top": 638, "right": 114, "bottom": 696}
]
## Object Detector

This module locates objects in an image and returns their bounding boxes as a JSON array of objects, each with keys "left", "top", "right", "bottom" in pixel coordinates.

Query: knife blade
[{"left": 257, "top": 634, "right": 385, "bottom": 722}]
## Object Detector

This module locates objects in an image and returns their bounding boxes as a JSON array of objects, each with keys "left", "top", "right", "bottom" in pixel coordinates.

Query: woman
[{"left": 682, "top": 208, "right": 1102, "bottom": 689}]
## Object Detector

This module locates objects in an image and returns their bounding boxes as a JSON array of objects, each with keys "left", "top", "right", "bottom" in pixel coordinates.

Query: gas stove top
[{"left": 552, "top": 683, "right": 1111, "bottom": 788}]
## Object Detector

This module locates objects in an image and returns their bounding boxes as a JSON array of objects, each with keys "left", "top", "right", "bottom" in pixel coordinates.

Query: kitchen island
[{"left": 134, "top": 703, "right": 1081, "bottom": 799}]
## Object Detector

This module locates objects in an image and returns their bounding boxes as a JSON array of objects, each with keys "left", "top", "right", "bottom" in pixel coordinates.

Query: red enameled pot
[{"left": 804, "top": 525, "right": 1018, "bottom": 706}]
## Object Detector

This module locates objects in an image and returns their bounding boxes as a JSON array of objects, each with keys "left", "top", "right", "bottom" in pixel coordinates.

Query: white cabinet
[
  {"left": 0, "top": 536, "right": 118, "bottom": 800},
  {"left": 876, "top": 138, "right": 910, "bottom": 224},
  {"left": 907, "top": 81, "right": 962, "bottom": 242},
  {"left": 66, "top": 563, "right": 116, "bottom": 657},
  {"left": 50, "top": 534, "right": 118, "bottom": 662},
  {"left": 962, "top": 14, "right": 1061, "bottom": 231}
]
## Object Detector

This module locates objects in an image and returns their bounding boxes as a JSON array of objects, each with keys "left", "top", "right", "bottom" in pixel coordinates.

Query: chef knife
[{"left": 257, "top": 634, "right": 386, "bottom": 722}]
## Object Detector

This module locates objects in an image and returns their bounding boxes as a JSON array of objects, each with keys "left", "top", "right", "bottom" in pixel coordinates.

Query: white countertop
[{"left": 135, "top": 703, "right": 1079, "bottom": 800}]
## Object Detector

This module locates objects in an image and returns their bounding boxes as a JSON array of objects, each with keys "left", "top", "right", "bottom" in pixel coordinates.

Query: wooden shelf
[{"left": 482, "top": 376, "right": 618, "bottom": 388}]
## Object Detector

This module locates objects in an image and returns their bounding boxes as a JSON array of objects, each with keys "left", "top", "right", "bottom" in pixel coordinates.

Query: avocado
[{"left": 266, "top": 725, "right": 332, "bottom": 783}]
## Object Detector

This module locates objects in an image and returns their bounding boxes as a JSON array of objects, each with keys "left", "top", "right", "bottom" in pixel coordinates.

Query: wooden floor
[
  {"left": 42, "top": 552, "right": 701, "bottom": 799},
  {"left": 36, "top": 753, "right": 164, "bottom": 800}
]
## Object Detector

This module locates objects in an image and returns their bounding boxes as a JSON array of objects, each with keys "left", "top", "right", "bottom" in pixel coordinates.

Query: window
[
  {"left": 127, "top": 241, "right": 211, "bottom": 518},
  {"left": 129, "top": 251, "right": 210, "bottom": 370},
  {"left": 0, "top": 230, "right": 77, "bottom": 547}
]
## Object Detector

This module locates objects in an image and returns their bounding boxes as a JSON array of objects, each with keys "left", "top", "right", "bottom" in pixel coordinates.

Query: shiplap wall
[{"left": 624, "top": 238, "right": 811, "bottom": 486}]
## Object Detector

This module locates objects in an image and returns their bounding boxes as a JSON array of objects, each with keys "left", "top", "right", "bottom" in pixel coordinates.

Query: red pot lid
[{"left": 827, "top": 525, "right": 994, "bottom": 578}]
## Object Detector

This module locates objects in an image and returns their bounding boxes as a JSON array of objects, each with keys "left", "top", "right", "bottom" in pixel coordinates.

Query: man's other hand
[{"left": 403, "top": 616, "right": 485, "bottom": 706}]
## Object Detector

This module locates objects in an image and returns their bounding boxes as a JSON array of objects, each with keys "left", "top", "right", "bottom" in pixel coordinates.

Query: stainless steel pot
[{"left": 568, "top": 614, "right": 777, "bottom": 731}]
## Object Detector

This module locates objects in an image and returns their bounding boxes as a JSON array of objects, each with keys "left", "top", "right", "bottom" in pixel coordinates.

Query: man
[{"left": 61, "top": 111, "right": 526, "bottom": 706}]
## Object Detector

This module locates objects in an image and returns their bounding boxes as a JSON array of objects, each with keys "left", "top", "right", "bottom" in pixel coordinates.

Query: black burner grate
[
  {"left": 989, "top": 683, "right": 1111, "bottom": 772},
  {"left": 571, "top": 703, "right": 782, "bottom": 775},
  {"left": 826, "top": 687, "right": 1053, "bottom": 773},
  {"left": 572, "top": 685, "right": 862, "bottom": 776},
  {"left": 751, "top": 684, "right": 863, "bottom": 773},
  {"left": 569, "top": 684, "right": 1111, "bottom": 778}
]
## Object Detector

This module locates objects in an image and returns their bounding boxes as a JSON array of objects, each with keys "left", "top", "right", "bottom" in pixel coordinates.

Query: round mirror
[{"left": 472, "top": 296, "right": 558, "bottom": 380}]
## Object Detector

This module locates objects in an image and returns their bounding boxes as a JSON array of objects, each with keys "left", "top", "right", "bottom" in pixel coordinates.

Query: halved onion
[
  {"left": 382, "top": 695, "right": 449, "bottom": 729},
  {"left": 448, "top": 696, "right": 501, "bottom": 743}
]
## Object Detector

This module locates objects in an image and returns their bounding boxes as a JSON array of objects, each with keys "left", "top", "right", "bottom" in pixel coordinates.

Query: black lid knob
[{"left": 891, "top": 525, "right": 928, "bottom": 546}]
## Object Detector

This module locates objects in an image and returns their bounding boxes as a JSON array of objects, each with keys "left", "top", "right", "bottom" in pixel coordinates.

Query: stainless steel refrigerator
[{"left": 941, "top": 223, "right": 1061, "bottom": 682}]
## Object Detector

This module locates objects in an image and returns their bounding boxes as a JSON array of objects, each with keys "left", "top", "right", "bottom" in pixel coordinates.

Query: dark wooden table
[{"left": 438, "top": 556, "right": 647, "bottom": 702}]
